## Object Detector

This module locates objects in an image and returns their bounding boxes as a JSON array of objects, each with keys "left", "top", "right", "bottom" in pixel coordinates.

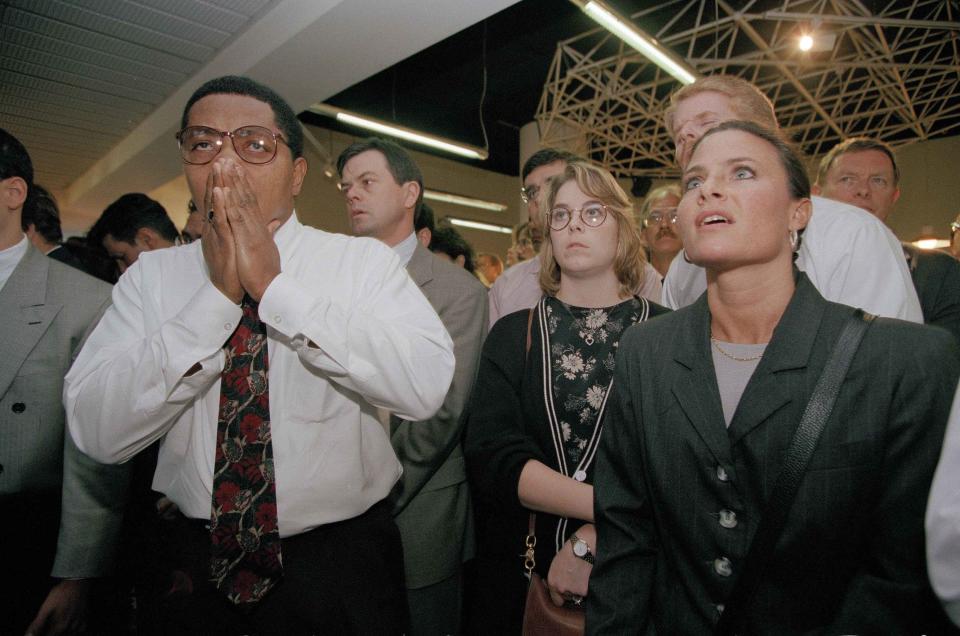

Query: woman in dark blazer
[
  {"left": 588, "top": 120, "right": 960, "bottom": 635},
  {"left": 463, "top": 162, "right": 670, "bottom": 634}
]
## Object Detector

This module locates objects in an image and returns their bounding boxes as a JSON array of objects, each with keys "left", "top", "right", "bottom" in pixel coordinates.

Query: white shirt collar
[
  {"left": 0, "top": 234, "right": 29, "bottom": 294},
  {"left": 392, "top": 232, "right": 418, "bottom": 267}
]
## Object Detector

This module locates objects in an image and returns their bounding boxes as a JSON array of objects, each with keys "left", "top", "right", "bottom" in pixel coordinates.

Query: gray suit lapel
[
  {"left": 671, "top": 295, "right": 733, "bottom": 468},
  {"left": 0, "top": 246, "right": 62, "bottom": 397},
  {"left": 726, "top": 274, "right": 823, "bottom": 446}
]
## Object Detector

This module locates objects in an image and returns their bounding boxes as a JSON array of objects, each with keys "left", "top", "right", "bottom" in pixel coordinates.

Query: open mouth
[{"left": 697, "top": 213, "right": 731, "bottom": 227}]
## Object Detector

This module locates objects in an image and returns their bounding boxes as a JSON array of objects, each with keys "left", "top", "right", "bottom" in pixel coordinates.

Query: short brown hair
[
  {"left": 538, "top": 162, "right": 647, "bottom": 298},
  {"left": 638, "top": 183, "right": 682, "bottom": 222},
  {"left": 815, "top": 137, "right": 899, "bottom": 187},
  {"left": 665, "top": 75, "right": 778, "bottom": 138}
]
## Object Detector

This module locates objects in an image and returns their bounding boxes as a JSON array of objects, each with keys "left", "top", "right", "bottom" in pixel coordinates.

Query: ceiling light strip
[
  {"left": 572, "top": 0, "right": 698, "bottom": 85},
  {"left": 308, "top": 103, "right": 489, "bottom": 160},
  {"left": 448, "top": 217, "right": 513, "bottom": 234},
  {"left": 424, "top": 189, "right": 507, "bottom": 212}
]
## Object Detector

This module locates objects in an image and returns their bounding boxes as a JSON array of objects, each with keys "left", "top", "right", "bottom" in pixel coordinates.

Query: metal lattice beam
[{"left": 537, "top": 0, "right": 960, "bottom": 177}]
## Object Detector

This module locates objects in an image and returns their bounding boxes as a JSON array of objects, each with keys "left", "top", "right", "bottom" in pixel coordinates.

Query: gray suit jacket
[
  {"left": 0, "top": 245, "right": 130, "bottom": 577},
  {"left": 391, "top": 243, "right": 488, "bottom": 588}
]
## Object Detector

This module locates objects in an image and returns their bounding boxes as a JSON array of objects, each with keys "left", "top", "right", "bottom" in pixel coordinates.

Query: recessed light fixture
[
  {"left": 798, "top": 34, "right": 814, "bottom": 51},
  {"left": 308, "top": 103, "right": 488, "bottom": 160}
]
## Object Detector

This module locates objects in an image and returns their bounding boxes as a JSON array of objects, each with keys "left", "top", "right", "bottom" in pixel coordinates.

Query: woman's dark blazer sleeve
[
  {"left": 587, "top": 323, "right": 659, "bottom": 635},
  {"left": 463, "top": 309, "right": 550, "bottom": 511}
]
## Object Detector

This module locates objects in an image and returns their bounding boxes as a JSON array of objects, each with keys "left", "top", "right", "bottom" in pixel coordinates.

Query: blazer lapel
[
  {"left": 0, "top": 246, "right": 62, "bottom": 397},
  {"left": 726, "top": 274, "right": 825, "bottom": 446},
  {"left": 671, "top": 294, "right": 734, "bottom": 468}
]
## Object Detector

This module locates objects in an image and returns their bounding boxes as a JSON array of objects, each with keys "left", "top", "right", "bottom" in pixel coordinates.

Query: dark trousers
[
  {"left": 159, "top": 499, "right": 407, "bottom": 635},
  {"left": 0, "top": 492, "right": 60, "bottom": 636}
]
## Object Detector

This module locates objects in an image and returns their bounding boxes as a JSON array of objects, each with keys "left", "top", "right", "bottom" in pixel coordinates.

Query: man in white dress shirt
[
  {"left": 64, "top": 76, "right": 454, "bottom": 634},
  {"left": 661, "top": 75, "right": 922, "bottom": 321}
]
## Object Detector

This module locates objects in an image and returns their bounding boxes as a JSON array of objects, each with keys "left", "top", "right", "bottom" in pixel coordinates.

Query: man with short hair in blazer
[
  {"left": 0, "top": 128, "right": 130, "bottom": 634},
  {"left": 338, "top": 137, "right": 488, "bottom": 636}
]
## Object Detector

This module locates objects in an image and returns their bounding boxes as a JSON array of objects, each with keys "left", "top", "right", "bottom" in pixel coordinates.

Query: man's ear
[
  {"left": 454, "top": 254, "right": 466, "bottom": 268},
  {"left": 892, "top": 186, "right": 901, "bottom": 206},
  {"left": 1, "top": 176, "right": 28, "bottom": 211},
  {"left": 136, "top": 227, "right": 162, "bottom": 250},
  {"left": 402, "top": 181, "right": 421, "bottom": 211},
  {"left": 291, "top": 156, "right": 308, "bottom": 197},
  {"left": 416, "top": 227, "right": 432, "bottom": 247}
]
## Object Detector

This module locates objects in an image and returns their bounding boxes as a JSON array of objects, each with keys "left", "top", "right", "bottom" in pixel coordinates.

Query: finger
[
  {"left": 211, "top": 186, "right": 233, "bottom": 239},
  {"left": 202, "top": 169, "right": 215, "bottom": 221},
  {"left": 25, "top": 608, "right": 50, "bottom": 636},
  {"left": 233, "top": 162, "right": 261, "bottom": 215},
  {"left": 548, "top": 587, "right": 566, "bottom": 607}
]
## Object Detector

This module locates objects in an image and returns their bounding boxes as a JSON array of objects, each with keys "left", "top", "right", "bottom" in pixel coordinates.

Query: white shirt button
[
  {"left": 714, "top": 557, "right": 733, "bottom": 577},
  {"left": 573, "top": 470, "right": 587, "bottom": 482},
  {"left": 273, "top": 314, "right": 282, "bottom": 323},
  {"left": 223, "top": 322, "right": 233, "bottom": 331},
  {"left": 718, "top": 509, "right": 738, "bottom": 529}
]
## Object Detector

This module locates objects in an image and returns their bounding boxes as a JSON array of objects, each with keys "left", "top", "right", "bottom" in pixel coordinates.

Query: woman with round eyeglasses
[
  {"left": 638, "top": 183, "right": 683, "bottom": 281},
  {"left": 463, "top": 161, "right": 669, "bottom": 634},
  {"left": 588, "top": 120, "right": 960, "bottom": 634}
]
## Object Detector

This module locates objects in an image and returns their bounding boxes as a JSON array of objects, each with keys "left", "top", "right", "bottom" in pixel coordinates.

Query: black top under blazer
[{"left": 587, "top": 273, "right": 960, "bottom": 635}]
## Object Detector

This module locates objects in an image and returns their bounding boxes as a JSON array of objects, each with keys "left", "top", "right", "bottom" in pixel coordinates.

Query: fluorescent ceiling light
[
  {"left": 911, "top": 238, "right": 950, "bottom": 250},
  {"left": 448, "top": 218, "right": 513, "bottom": 234},
  {"left": 424, "top": 189, "right": 507, "bottom": 212},
  {"left": 573, "top": 0, "right": 697, "bottom": 85},
  {"left": 308, "top": 103, "right": 488, "bottom": 160}
]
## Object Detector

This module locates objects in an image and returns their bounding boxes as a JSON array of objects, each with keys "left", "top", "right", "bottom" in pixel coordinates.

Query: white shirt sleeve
[
  {"left": 927, "top": 380, "right": 960, "bottom": 627},
  {"left": 258, "top": 241, "right": 454, "bottom": 423},
  {"left": 801, "top": 197, "right": 922, "bottom": 322},
  {"left": 64, "top": 260, "right": 242, "bottom": 464},
  {"left": 662, "top": 253, "right": 707, "bottom": 310}
]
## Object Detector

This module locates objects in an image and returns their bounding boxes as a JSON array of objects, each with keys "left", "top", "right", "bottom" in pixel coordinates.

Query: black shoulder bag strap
[{"left": 714, "top": 309, "right": 875, "bottom": 636}]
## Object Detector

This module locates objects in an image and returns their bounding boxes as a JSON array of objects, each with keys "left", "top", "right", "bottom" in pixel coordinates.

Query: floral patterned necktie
[{"left": 209, "top": 295, "right": 282, "bottom": 605}]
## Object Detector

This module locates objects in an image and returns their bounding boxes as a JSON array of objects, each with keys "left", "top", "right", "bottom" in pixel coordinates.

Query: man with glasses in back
[{"left": 64, "top": 76, "right": 454, "bottom": 634}]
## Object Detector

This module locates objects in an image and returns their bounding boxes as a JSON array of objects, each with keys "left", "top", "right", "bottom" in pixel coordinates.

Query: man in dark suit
[
  {"left": 813, "top": 136, "right": 960, "bottom": 340},
  {"left": 88, "top": 192, "right": 180, "bottom": 275},
  {"left": 20, "top": 183, "right": 86, "bottom": 273},
  {"left": 0, "top": 128, "right": 130, "bottom": 635},
  {"left": 338, "top": 137, "right": 488, "bottom": 636}
]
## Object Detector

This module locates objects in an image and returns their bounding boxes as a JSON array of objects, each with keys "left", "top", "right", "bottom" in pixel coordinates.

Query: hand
[
  {"left": 201, "top": 166, "right": 243, "bottom": 304},
  {"left": 220, "top": 159, "right": 281, "bottom": 302},
  {"left": 25, "top": 579, "right": 90, "bottom": 636},
  {"left": 156, "top": 495, "right": 180, "bottom": 521},
  {"left": 546, "top": 523, "right": 595, "bottom": 607}
]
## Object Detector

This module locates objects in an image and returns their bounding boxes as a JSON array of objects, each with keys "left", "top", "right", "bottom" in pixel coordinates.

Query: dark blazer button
[
  {"left": 0, "top": 463, "right": 4, "bottom": 475},
  {"left": 11, "top": 402, "right": 26, "bottom": 413}
]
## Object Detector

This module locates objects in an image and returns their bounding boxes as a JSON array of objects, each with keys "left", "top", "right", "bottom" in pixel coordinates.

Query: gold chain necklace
[{"left": 710, "top": 337, "right": 765, "bottom": 362}]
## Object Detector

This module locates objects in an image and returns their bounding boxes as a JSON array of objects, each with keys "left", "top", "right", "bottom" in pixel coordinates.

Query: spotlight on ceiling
[{"left": 798, "top": 34, "right": 814, "bottom": 51}]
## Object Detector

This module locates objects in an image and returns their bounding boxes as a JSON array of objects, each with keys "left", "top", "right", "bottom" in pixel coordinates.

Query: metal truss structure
[{"left": 536, "top": 0, "right": 960, "bottom": 178}]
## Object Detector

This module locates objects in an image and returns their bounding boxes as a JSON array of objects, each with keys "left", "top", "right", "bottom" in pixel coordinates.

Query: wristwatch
[{"left": 570, "top": 533, "right": 595, "bottom": 564}]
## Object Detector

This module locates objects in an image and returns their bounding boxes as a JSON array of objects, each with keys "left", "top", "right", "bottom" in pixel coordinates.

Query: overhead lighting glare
[
  {"left": 912, "top": 238, "right": 950, "bottom": 250},
  {"left": 573, "top": 0, "right": 697, "bottom": 85},
  {"left": 448, "top": 218, "right": 513, "bottom": 234},
  {"left": 308, "top": 103, "right": 488, "bottom": 160},
  {"left": 798, "top": 34, "right": 814, "bottom": 51},
  {"left": 424, "top": 189, "right": 507, "bottom": 212}
]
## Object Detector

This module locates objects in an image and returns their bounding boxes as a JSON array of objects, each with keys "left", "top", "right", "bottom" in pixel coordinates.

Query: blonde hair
[
  {"left": 664, "top": 75, "right": 778, "bottom": 137},
  {"left": 538, "top": 162, "right": 647, "bottom": 297},
  {"left": 638, "top": 183, "right": 682, "bottom": 221}
]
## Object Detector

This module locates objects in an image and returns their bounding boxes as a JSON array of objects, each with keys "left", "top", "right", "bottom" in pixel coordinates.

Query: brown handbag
[{"left": 520, "top": 513, "right": 585, "bottom": 636}]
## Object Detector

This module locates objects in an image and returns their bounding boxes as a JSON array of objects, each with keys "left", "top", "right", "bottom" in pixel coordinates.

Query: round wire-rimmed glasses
[
  {"left": 642, "top": 207, "right": 678, "bottom": 228},
  {"left": 549, "top": 204, "right": 609, "bottom": 231},
  {"left": 175, "top": 125, "right": 288, "bottom": 165}
]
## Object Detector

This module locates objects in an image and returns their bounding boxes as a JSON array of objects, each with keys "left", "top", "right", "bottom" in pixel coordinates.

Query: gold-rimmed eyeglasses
[
  {"left": 549, "top": 204, "right": 608, "bottom": 231},
  {"left": 175, "top": 126, "right": 288, "bottom": 165}
]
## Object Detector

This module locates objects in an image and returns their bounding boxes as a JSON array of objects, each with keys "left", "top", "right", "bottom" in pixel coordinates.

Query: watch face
[{"left": 573, "top": 541, "right": 588, "bottom": 557}]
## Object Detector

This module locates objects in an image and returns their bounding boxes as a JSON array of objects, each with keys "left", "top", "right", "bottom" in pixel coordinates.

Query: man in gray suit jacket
[
  {"left": 338, "top": 137, "right": 488, "bottom": 635},
  {"left": 0, "top": 129, "right": 130, "bottom": 634}
]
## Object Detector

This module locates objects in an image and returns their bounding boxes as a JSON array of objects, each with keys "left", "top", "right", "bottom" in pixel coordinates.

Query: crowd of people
[{"left": 3, "top": 70, "right": 960, "bottom": 636}]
